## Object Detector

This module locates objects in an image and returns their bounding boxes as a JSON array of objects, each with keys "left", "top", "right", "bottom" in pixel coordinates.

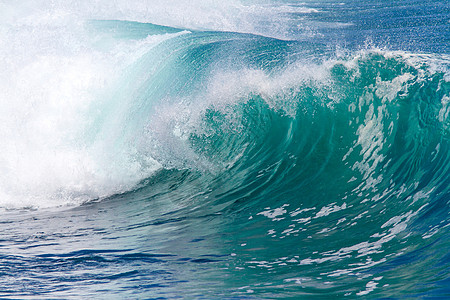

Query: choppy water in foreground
[{"left": 0, "top": 0, "right": 449, "bottom": 298}]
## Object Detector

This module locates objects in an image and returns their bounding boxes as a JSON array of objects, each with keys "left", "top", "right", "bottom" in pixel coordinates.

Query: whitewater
[{"left": 0, "top": 0, "right": 449, "bottom": 298}]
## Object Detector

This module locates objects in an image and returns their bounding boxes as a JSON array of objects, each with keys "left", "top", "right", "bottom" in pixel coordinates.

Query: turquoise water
[{"left": 0, "top": 0, "right": 449, "bottom": 298}]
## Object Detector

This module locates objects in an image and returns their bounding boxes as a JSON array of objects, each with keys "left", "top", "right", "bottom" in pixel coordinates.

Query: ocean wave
[{"left": 0, "top": 1, "right": 449, "bottom": 297}]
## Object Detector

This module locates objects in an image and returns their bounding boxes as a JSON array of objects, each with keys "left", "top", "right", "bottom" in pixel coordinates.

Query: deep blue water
[{"left": 0, "top": 0, "right": 449, "bottom": 298}]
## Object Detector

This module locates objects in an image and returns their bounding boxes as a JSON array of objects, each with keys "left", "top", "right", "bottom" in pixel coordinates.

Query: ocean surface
[{"left": 0, "top": 0, "right": 449, "bottom": 298}]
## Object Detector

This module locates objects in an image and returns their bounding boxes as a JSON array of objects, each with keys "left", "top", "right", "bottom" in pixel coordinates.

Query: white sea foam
[{"left": 0, "top": 10, "right": 184, "bottom": 208}]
